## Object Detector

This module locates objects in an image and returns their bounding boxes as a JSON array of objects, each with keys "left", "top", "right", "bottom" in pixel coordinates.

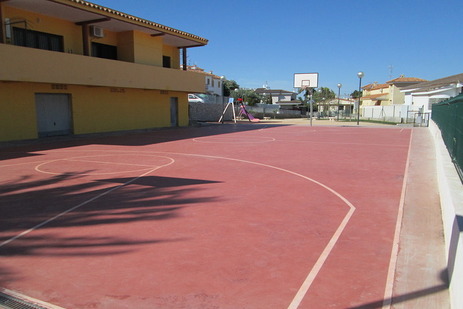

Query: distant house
[
  {"left": 255, "top": 88, "right": 301, "bottom": 108},
  {"left": 186, "top": 65, "right": 224, "bottom": 103},
  {"left": 321, "top": 98, "right": 355, "bottom": 115},
  {"left": 360, "top": 76, "right": 426, "bottom": 107},
  {"left": 400, "top": 73, "right": 463, "bottom": 112},
  {"left": 386, "top": 76, "right": 428, "bottom": 105},
  {"left": 0, "top": 0, "right": 207, "bottom": 142},
  {"left": 361, "top": 83, "right": 390, "bottom": 106}
]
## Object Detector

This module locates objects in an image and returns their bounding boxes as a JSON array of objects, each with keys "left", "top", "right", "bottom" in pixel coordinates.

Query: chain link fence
[{"left": 432, "top": 93, "right": 463, "bottom": 182}]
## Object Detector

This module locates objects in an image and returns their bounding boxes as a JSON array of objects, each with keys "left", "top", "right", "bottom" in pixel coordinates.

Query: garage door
[{"left": 35, "top": 94, "right": 72, "bottom": 137}]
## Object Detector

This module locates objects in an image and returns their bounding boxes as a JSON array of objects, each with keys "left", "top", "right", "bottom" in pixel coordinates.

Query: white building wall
[
  {"left": 412, "top": 95, "right": 430, "bottom": 111},
  {"left": 405, "top": 87, "right": 462, "bottom": 112}
]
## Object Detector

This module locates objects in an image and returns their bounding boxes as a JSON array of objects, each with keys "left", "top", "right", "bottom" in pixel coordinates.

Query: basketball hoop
[
  {"left": 294, "top": 73, "right": 319, "bottom": 127},
  {"left": 294, "top": 73, "right": 318, "bottom": 90}
]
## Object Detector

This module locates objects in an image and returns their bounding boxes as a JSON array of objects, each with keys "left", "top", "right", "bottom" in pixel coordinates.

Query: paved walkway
[{"left": 391, "top": 128, "right": 450, "bottom": 308}]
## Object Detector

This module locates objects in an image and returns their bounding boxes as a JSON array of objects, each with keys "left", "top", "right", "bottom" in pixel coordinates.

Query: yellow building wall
[
  {"left": 74, "top": 86, "right": 189, "bottom": 133},
  {"left": 1, "top": 44, "right": 204, "bottom": 92},
  {"left": 390, "top": 85, "right": 405, "bottom": 105},
  {"left": 117, "top": 31, "right": 136, "bottom": 62},
  {"left": 163, "top": 44, "right": 180, "bottom": 69},
  {"left": 132, "top": 31, "right": 163, "bottom": 66},
  {"left": 73, "top": 86, "right": 172, "bottom": 134},
  {"left": 0, "top": 4, "right": 195, "bottom": 142},
  {"left": 3, "top": 6, "right": 180, "bottom": 68},
  {"left": 0, "top": 82, "right": 37, "bottom": 141},
  {"left": 3, "top": 6, "right": 83, "bottom": 54},
  {"left": 0, "top": 82, "right": 189, "bottom": 142}
]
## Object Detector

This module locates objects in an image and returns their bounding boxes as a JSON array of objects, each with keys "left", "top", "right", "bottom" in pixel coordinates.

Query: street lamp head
[
  {"left": 357, "top": 71, "right": 364, "bottom": 79},
  {"left": 337, "top": 83, "right": 342, "bottom": 88}
]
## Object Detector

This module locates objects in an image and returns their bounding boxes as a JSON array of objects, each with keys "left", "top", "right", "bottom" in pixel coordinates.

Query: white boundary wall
[
  {"left": 362, "top": 105, "right": 411, "bottom": 122},
  {"left": 430, "top": 121, "right": 463, "bottom": 309}
]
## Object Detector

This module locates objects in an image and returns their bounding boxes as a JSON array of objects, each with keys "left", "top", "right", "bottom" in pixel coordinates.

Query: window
[
  {"left": 163, "top": 56, "right": 171, "bottom": 68},
  {"left": 91, "top": 42, "right": 117, "bottom": 60},
  {"left": 13, "top": 27, "right": 63, "bottom": 52}
]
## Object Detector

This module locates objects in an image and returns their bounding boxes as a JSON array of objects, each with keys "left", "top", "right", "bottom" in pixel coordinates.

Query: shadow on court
[
  {"left": 0, "top": 123, "right": 288, "bottom": 161},
  {"left": 348, "top": 269, "right": 449, "bottom": 308},
  {"left": 0, "top": 171, "right": 222, "bottom": 286}
]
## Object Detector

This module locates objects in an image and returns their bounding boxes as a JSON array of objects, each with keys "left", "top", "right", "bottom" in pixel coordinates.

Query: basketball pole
[
  {"left": 309, "top": 88, "right": 313, "bottom": 127},
  {"left": 304, "top": 87, "right": 313, "bottom": 126},
  {"left": 294, "top": 73, "right": 318, "bottom": 127}
]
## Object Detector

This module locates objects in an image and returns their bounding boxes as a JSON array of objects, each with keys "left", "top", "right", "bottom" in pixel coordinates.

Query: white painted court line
[
  {"left": 193, "top": 136, "right": 276, "bottom": 143},
  {"left": 34, "top": 154, "right": 174, "bottom": 176},
  {"left": 287, "top": 209, "right": 356, "bottom": 308},
  {"left": 141, "top": 151, "right": 357, "bottom": 308},
  {"left": 0, "top": 159, "right": 174, "bottom": 248},
  {"left": 2, "top": 148, "right": 357, "bottom": 307},
  {"left": 381, "top": 130, "right": 414, "bottom": 308}
]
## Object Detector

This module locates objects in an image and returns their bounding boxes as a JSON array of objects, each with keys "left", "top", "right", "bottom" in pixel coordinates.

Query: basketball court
[{"left": 1, "top": 123, "right": 413, "bottom": 308}]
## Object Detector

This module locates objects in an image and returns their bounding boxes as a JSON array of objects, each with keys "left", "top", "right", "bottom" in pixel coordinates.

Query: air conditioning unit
[{"left": 90, "top": 26, "right": 104, "bottom": 38}]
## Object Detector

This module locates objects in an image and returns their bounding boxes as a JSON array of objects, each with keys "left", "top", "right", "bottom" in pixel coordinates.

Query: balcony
[{"left": 0, "top": 44, "right": 204, "bottom": 93}]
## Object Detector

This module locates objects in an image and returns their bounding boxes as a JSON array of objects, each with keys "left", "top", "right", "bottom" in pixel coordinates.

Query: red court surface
[{"left": 0, "top": 124, "right": 412, "bottom": 308}]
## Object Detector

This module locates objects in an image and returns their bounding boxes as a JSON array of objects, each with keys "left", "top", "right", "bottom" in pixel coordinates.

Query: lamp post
[
  {"left": 322, "top": 97, "right": 325, "bottom": 118},
  {"left": 357, "top": 72, "right": 364, "bottom": 125},
  {"left": 337, "top": 83, "right": 342, "bottom": 121}
]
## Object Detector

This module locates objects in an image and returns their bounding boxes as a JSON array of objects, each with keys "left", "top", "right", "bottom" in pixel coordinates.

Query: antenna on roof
[{"left": 388, "top": 65, "right": 394, "bottom": 79}]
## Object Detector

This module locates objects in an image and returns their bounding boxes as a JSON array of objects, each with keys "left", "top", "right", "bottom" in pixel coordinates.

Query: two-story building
[
  {"left": 360, "top": 76, "right": 426, "bottom": 107},
  {"left": 0, "top": 0, "right": 208, "bottom": 142},
  {"left": 360, "top": 83, "right": 390, "bottom": 106},
  {"left": 401, "top": 73, "right": 463, "bottom": 113}
]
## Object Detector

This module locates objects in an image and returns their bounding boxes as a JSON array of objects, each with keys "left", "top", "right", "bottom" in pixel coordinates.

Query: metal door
[
  {"left": 35, "top": 94, "right": 72, "bottom": 137},
  {"left": 170, "top": 97, "right": 178, "bottom": 127}
]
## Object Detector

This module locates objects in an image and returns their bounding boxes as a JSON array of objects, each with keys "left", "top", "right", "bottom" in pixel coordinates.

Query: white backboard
[{"left": 294, "top": 73, "right": 319, "bottom": 89}]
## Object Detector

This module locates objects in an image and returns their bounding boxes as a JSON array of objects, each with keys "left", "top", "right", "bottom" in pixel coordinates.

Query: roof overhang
[
  {"left": 3, "top": 0, "right": 208, "bottom": 48},
  {"left": 361, "top": 93, "right": 389, "bottom": 100},
  {"left": 411, "top": 87, "right": 454, "bottom": 96}
]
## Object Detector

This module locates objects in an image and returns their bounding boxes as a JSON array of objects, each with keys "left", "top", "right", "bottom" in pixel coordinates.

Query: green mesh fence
[{"left": 432, "top": 93, "right": 463, "bottom": 182}]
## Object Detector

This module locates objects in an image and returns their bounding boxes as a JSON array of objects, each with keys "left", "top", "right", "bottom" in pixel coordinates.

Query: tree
[
  {"left": 310, "top": 87, "right": 336, "bottom": 117},
  {"left": 312, "top": 87, "right": 335, "bottom": 103},
  {"left": 351, "top": 90, "right": 362, "bottom": 99},
  {"left": 223, "top": 79, "right": 240, "bottom": 97},
  {"left": 231, "top": 88, "right": 262, "bottom": 106}
]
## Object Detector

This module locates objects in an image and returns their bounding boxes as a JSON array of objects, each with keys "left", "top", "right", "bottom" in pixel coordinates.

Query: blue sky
[{"left": 93, "top": 0, "right": 462, "bottom": 97}]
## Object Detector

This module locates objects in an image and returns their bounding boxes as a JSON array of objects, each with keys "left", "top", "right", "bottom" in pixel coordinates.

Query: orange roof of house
[
  {"left": 363, "top": 83, "right": 389, "bottom": 90},
  {"left": 387, "top": 76, "right": 427, "bottom": 83},
  {"left": 361, "top": 93, "right": 389, "bottom": 100}
]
